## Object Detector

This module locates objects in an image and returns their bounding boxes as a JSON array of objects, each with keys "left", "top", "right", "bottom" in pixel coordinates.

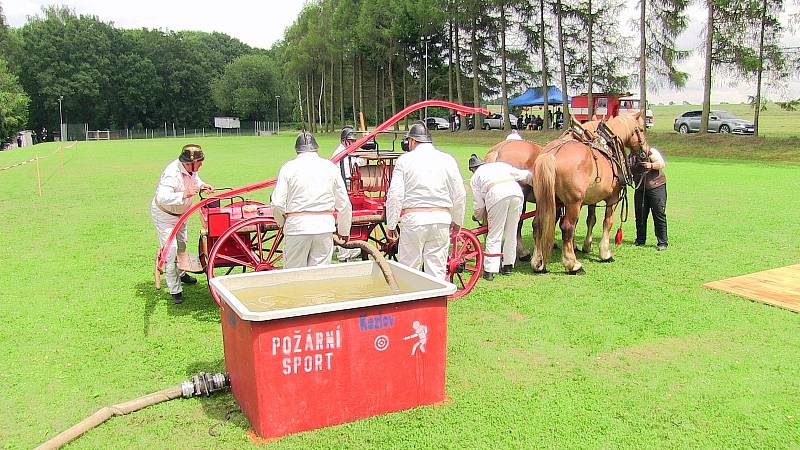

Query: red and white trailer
[{"left": 570, "top": 93, "right": 654, "bottom": 128}]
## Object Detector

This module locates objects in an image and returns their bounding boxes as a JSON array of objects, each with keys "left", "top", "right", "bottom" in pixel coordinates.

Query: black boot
[
  {"left": 500, "top": 265, "right": 513, "bottom": 276},
  {"left": 171, "top": 292, "right": 183, "bottom": 304},
  {"left": 180, "top": 273, "right": 197, "bottom": 284},
  {"left": 482, "top": 271, "right": 495, "bottom": 281}
]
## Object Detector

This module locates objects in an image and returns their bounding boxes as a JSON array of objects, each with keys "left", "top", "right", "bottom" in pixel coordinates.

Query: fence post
[{"left": 35, "top": 153, "right": 42, "bottom": 197}]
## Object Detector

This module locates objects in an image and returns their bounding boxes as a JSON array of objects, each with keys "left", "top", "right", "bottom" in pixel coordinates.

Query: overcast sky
[{"left": 6, "top": 0, "right": 799, "bottom": 105}]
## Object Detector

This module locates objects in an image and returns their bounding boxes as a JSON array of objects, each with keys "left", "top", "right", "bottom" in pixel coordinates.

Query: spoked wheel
[
  {"left": 447, "top": 229, "right": 483, "bottom": 300},
  {"left": 367, "top": 222, "right": 399, "bottom": 260},
  {"left": 206, "top": 217, "right": 283, "bottom": 306}
]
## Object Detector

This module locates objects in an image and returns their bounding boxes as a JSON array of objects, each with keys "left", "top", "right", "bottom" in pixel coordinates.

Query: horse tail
[{"left": 533, "top": 153, "right": 557, "bottom": 266}]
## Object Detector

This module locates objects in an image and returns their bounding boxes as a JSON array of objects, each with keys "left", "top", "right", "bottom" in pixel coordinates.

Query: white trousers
[
  {"left": 398, "top": 223, "right": 450, "bottom": 280},
  {"left": 484, "top": 196, "right": 523, "bottom": 273},
  {"left": 152, "top": 207, "right": 188, "bottom": 295},
  {"left": 336, "top": 245, "right": 361, "bottom": 262},
  {"left": 284, "top": 233, "right": 334, "bottom": 269}
]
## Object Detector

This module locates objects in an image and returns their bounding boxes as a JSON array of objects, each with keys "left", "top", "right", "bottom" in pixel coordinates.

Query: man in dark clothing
[{"left": 629, "top": 147, "right": 668, "bottom": 250}]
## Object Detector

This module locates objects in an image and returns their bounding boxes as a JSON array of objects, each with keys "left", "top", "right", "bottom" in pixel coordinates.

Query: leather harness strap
[{"left": 156, "top": 203, "right": 183, "bottom": 217}]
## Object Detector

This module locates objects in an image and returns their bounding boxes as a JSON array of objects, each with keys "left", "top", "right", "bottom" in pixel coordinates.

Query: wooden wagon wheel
[
  {"left": 447, "top": 229, "right": 483, "bottom": 300},
  {"left": 206, "top": 216, "right": 283, "bottom": 306},
  {"left": 366, "top": 222, "right": 399, "bottom": 260}
]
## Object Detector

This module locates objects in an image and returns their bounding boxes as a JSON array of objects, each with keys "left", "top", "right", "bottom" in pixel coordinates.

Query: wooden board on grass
[{"left": 704, "top": 264, "right": 800, "bottom": 313}]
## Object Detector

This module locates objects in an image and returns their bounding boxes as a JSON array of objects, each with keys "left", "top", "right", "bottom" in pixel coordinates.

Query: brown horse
[
  {"left": 531, "top": 112, "right": 648, "bottom": 273},
  {"left": 482, "top": 138, "right": 544, "bottom": 260}
]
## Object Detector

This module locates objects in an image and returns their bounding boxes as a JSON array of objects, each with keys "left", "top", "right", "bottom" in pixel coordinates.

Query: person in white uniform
[
  {"left": 468, "top": 154, "right": 531, "bottom": 280},
  {"left": 151, "top": 144, "right": 214, "bottom": 304},
  {"left": 506, "top": 129, "right": 523, "bottom": 141},
  {"left": 386, "top": 121, "right": 466, "bottom": 280},
  {"left": 331, "top": 126, "right": 363, "bottom": 262},
  {"left": 272, "top": 132, "right": 352, "bottom": 269}
]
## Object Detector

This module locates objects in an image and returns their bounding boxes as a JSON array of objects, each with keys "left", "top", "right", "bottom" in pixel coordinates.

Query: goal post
[{"left": 86, "top": 130, "right": 110, "bottom": 141}]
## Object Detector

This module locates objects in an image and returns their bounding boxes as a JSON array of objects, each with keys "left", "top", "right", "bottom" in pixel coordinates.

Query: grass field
[{"left": 1, "top": 131, "right": 799, "bottom": 449}]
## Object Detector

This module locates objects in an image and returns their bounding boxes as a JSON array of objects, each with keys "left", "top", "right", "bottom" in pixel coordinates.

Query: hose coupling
[{"left": 180, "top": 372, "right": 230, "bottom": 398}]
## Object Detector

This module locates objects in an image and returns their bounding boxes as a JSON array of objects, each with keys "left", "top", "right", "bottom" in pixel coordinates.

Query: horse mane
[{"left": 605, "top": 113, "right": 644, "bottom": 148}]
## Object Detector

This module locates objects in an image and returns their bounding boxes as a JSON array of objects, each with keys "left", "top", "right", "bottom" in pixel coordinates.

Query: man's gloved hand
[
  {"left": 639, "top": 161, "right": 653, "bottom": 170},
  {"left": 449, "top": 222, "right": 461, "bottom": 238}
]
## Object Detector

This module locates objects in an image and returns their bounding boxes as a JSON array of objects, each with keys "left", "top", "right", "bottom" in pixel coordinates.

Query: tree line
[{"left": 0, "top": 0, "right": 796, "bottom": 144}]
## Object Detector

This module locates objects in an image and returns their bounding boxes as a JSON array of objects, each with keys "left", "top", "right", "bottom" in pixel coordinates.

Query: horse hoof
[
  {"left": 567, "top": 267, "right": 586, "bottom": 275},
  {"left": 519, "top": 254, "right": 532, "bottom": 262},
  {"left": 532, "top": 267, "right": 548, "bottom": 274},
  {"left": 599, "top": 257, "right": 614, "bottom": 263}
]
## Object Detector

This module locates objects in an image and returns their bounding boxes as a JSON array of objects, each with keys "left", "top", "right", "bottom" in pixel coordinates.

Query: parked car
[
  {"left": 424, "top": 117, "right": 450, "bottom": 131},
  {"left": 673, "top": 110, "right": 754, "bottom": 135},
  {"left": 482, "top": 113, "right": 518, "bottom": 130}
]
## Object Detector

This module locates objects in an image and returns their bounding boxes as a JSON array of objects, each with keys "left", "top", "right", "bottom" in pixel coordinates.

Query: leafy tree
[
  {"left": 211, "top": 54, "right": 280, "bottom": 120},
  {"left": 0, "top": 58, "right": 29, "bottom": 141},
  {"left": 635, "top": 0, "right": 690, "bottom": 113}
]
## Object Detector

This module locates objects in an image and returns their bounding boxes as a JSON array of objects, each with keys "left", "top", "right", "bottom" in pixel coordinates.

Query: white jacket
[
  {"left": 331, "top": 143, "right": 367, "bottom": 181},
  {"left": 470, "top": 162, "right": 530, "bottom": 213},
  {"left": 151, "top": 159, "right": 205, "bottom": 215},
  {"left": 271, "top": 152, "right": 352, "bottom": 236},
  {"left": 386, "top": 143, "right": 466, "bottom": 229}
]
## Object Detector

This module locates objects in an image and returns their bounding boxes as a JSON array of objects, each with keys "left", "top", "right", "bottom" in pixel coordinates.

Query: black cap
[
  {"left": 340, "top": 126, "right": 357, "bottom": 142},
  {"left": 405, "top": 121, "right": 432, "bottom": 143},
  {"left": 468, "top": 153, "right": 485, "bottom": 171},
  {"left": 179, "top": 144, "right": 204, "bottom": 163},
  {"left": 294, "top": 132, "right": 319, "bottom": 153}
]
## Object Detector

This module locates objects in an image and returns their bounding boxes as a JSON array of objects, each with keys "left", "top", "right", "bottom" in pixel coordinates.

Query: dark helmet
[
  {"left": 340, "top": 126, "right": 357, "bottom": 143},
  {"left": 468, "top": 153, "right": 485, "bottom": 172},
  {"left": 405, "top": 121, "right": 432, "bottom": 143},
  {"left": 179, "top": 144, "right": 205, "bottom": 163},
  {"left": 294, "top": 132, "right": 319, "bottom": 153}
]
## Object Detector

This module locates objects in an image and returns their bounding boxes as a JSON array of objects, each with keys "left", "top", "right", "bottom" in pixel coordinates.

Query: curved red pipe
[{"left": 157, "top": 100, "right": 489, "bottom": 270}]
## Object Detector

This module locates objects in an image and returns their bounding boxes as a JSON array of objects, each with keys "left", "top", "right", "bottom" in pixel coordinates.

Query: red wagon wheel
[
  {"left": 367, "top": 222, "right": 399, "bottom": 260},
  {"left": 447, "top": 229, "right": 483, "bottom": 300},
  {"left": 206, "top": 216, "right": 283, "bottom": 306}
]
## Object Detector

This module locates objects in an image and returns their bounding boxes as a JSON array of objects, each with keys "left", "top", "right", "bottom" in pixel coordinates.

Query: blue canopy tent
[{"left": 508, "top": 86, "right": 570, "bottom": 107}]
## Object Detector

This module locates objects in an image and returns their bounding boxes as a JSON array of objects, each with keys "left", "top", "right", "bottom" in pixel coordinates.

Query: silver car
[
  {"left": 483, "top": 113, "right": 518, "bottom": 130},
  {"left": 673, "top": 109, "right": 754, "bottom": 135}
]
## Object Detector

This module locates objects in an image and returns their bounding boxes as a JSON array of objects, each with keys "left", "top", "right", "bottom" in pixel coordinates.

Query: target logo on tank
[{"left": 374, "top": 335, "right": 389, "bottom": 351}]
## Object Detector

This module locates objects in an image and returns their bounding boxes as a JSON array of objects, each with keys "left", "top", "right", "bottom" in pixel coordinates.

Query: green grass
[{"left": 1, "top": 134, "right": 799, "bottom": 449}]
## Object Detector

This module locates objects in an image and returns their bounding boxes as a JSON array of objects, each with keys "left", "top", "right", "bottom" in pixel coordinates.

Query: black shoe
[
  {"left": 171, "top": 292, "right": 183, "bottom": 304},
  {"left": 634, "top": 241, "right": 645, "bottom": 246},
  {"left": 657, "top": 243, "right": 668, "bottom": 251},
  {"left": 180, "top": 274, "right": 197, "bottom": 284},
  {"left": 482, "top": 272, "right": 495, "bottom": 281},
  {"left": 500, "top": 265, "right": 513, "bottom": 276}
]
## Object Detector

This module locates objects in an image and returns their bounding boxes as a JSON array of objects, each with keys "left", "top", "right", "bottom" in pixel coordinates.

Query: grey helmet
[
  {"left": 340, "top": 126, "right": 357, "bottom": 143},
  {"left": 294, "top": 132, "right": 319, "bottom": 153},
  {"left": 468, "top": 153, "right": 485, "bottom": 171},
  {"left": 405, "top": 121, "right": 432, "bottom": 143}
]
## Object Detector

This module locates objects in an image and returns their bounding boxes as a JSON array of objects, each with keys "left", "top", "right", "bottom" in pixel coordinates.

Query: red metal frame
[{"left": 157, "top": 100, "right": 491, "bottom": 300}]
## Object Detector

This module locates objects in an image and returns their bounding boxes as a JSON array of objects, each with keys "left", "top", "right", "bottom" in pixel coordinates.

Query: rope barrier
[
  {"left": 0, "top": 155, "right": 48, "bottom": 172},
  {"left": 0, "top": 141, "right": 77, "bottom": 173}
]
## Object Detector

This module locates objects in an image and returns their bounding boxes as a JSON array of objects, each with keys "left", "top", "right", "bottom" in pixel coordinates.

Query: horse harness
[{"left": 554, "top": 117, "right": 647, "bottom": 224}]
